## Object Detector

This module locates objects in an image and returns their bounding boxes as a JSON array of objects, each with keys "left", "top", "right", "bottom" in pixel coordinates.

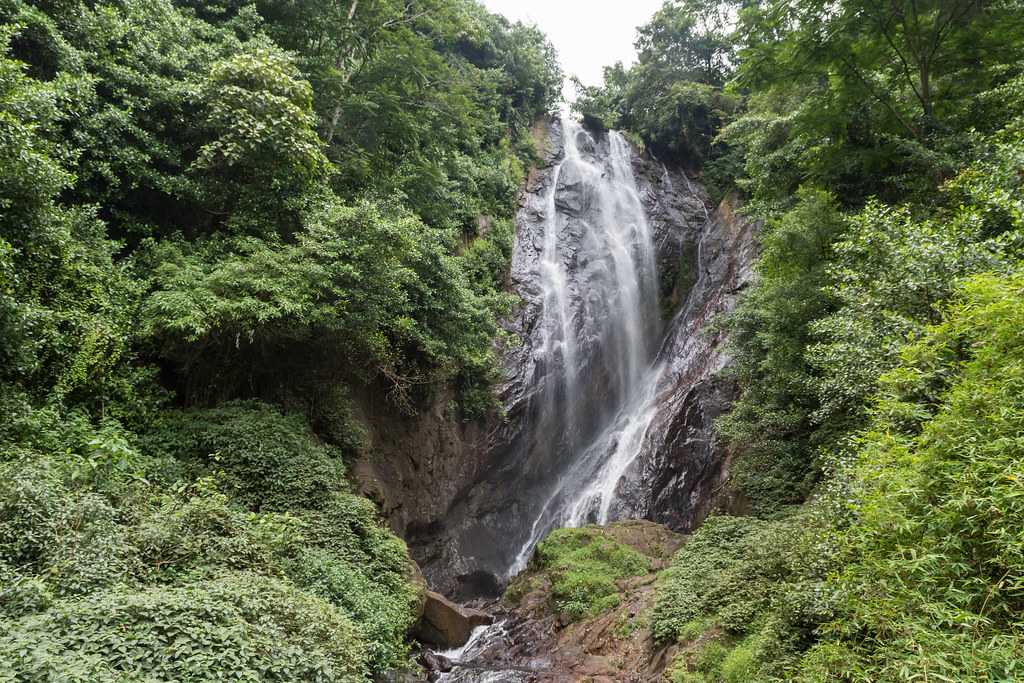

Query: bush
[
  {"left": 0, "top": 421, "right": 421, "bottom": 679},
  {"left": 0, "top": 573, "right": 370, "bottom": 682},
  {"left": 286, "top": 493, "right": 422, "bottom": 672},
  {"left": 652, "top": 512, "right": 828, "bottom": 681},
  {"left": 0, "top": 456, "right": 139, "bottom": 598},
  {"left": 143, "top": 401, "right": 345, "bottom": 512},
  {"left": 131, "top": 480, "right": 300, "bottom": 582},
  {"left": 801, "top": 271, "right": 1024, "bottom": 682}
]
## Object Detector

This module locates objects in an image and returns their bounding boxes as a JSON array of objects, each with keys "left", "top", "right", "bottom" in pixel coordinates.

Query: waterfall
[
  {"left": 508, "top": 118, "right": 663, "bottom": 573},
  {"left": 410, "top": 112, "right": 752, "bottom": 601}
]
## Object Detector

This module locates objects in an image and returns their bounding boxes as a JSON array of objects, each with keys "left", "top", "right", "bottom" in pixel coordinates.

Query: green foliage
[
  {"left": 193, "top": 39, "right": 330, "bottom": 235},
  {"left": 572, "top": 0, "right": 739, "bottom": 177},
  {"left": 651, "top": 512, "right": 831, "bottom": 682},
  {"left": 721, "top": 120, "right": 1024, "bottom": 516},
  {"left": 718, "top": 189, "right": 845, "bottom": 511},
  {"left": 131, "top": 481, "right": 298, "bottom": 582},
  {"left": 139, "top": 200, "right": 501, "bottom": 408},
  {"left": 797, "top": 271, "right": 1024, "bottom": 682},
  {"left": 0, "top": 0, "right": 564, "bottom": 678},
  {"left": 0, "top": 24, "right": 144, "bottom": 412},
  {"left": 0, "top": 409, "right": 420, "bottom": 677},
  {"left": 726, "top": 0, "right": 1024, "bottom": 207},
  {"left": 143, "top": 402, "right": 345, "bottom": 512},
  {"left": 652, "top": 514, "right": 824, "bottom": 642},
  {"left": 531, "top": 526, "right": 651, "bottom": 621},
  {"left": 0, "top": 456, "right": 138, "bottom": 598},
  {"left": 4, "top": 0, "right": 561, "bottom": 415},
  {"left": 28, "top": 0, "right": 250, "bottom": 241},
  {"left": 253, "top": 0, "right": 560, "bottom": 233},
  {"left": 0, "top": 573, "right": 369, "bottom": 682},
  {"left": 668, "top": 635, "right": 761, "bottom": 683},
  {"left": 807, "top": 196, "right": 1015, "bottom": 431},
  {"left": 287, "top": 493, "right": 422, "bottom": 670}
]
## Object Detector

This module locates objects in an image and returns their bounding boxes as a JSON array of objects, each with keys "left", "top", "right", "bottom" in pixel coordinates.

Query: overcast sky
[{"left": 480, "top": 0, "right": 665, "bottom": 101}]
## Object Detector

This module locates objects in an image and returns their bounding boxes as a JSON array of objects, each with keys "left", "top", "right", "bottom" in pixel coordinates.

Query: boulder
[
  {"left": 420, "top": 651, "right": 453, "bottom": 673},
  {"left": 414, "top": 591, "right": 493, "bottom": 649}
]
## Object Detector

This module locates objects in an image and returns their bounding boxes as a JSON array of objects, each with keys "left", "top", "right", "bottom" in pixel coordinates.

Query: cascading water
[
  {"left": 507, "top": 118, "right": 664, "bottom": 574},
  {"left": 412, "top": 112, "right": 749, "bottom": 601}
]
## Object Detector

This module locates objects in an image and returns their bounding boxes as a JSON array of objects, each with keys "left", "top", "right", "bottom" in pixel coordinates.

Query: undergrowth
[{"left": 529, "top": 526, "right": 651, "bottom": 621}]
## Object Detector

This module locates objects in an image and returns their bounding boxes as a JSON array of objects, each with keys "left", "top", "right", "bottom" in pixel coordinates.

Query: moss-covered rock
[{"left": 524, "top": 524, "right": 653, "bottom": 621}]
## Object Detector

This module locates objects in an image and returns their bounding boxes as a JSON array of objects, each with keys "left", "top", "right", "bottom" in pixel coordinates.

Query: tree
[
  {"left": 726, "top": 0, "right": 1024, "bottom": 204},
  {"left": 636, "top": 0, "right": 736, "bottom": 87},
  {"left": 192, "top": 40, "right": 330, "bottom": 236},
  {"left": 717, "top": 188, "right": 845, "bottom": 509},
  {"left": 572, "top": 0, "right": 741, "bottom": 170}
]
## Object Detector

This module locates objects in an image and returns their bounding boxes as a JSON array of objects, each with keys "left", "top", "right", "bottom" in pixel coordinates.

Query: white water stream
[{"left": 508, "top": 118, "right": 665, "bottom": 574}]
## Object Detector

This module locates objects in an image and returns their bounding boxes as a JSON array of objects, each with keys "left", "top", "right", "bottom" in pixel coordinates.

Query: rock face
[
  {"left": 415, "top": 591, "right": 494, "bottom": 649},
  {"left": 428, "top": 521, "right": 689, "bottom": 682},
  {"left": 354, "top": 117, "right": 758, "bottom": 599},
  {"left": 607, "top": 196, "right": 758, "bottom": 529}
]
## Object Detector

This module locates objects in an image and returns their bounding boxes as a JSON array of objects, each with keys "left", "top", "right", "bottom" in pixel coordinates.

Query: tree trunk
[
  {"left": 325, "top": 0, "right": 361, "bottom": 145},
  {"left": 919, "top": 59, "right": 932, "bottom": 121}
]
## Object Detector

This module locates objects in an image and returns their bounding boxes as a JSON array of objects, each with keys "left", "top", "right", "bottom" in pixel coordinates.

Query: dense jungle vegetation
[
  {"left": 4, "top": 0, "right": 1024, "bottom": 679},
  {"left": 0, "top": 0, "right": 560, "bottom": 678},
  {"left": 575, "top": 0, "right": 1024, "bottom": 680}
]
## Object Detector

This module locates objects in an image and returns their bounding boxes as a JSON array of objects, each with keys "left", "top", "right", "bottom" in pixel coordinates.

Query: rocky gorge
[{"left": 353, "top": 116, "right": 759, "bottom": 608}]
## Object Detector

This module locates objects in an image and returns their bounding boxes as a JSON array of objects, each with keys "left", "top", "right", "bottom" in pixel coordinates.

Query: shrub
[
  {"left": 131, "top": 480, "right": 301, "bottom": 582},
  {"left": 801, "top": 271, "right": 1024, "bottom": 682},
  {"left": 652, "top": 514, "right": 816, "bottom": 642},
  {"left": 651, "top": 511, "right": 830, "bottom": 680},
  {"left": 0, "top": 573, "right": 370, "bottom": 682},
  {"left": 0, "top": 456, "right": 139, "bottom": 598},
  {"left": 143, "top": 401, "right": 345, "bottom": 512},
  {"left": 287, "top": 547, "right": 417, "bottom": 673},
  {"left": 0, "top": 425, "right": 420, "bottom": 679},
  {"left": 286, "top": 493, "right": 422, "bottom": 672}
]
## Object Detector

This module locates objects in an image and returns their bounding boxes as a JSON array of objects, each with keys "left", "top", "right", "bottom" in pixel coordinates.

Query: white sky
[{"left": 480, "top": 0, "right": 665, "bottom": 102}]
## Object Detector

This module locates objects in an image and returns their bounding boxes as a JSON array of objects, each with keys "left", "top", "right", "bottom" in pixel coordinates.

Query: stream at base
[{"left": 433, "top": 622, "right": 532, "bottom": 683}]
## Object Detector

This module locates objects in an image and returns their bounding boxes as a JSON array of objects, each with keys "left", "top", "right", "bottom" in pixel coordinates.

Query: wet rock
[
  {"left": 415, "top": 591, "right": 494, "bottom": 649},
  {"left": 610, "top": 193, "right": 759, "bottom": 529},
  {"left": 421, "top": 650, "right": 453, "bottom": 673},
  {"left": 408, "top": 116, "right": 718, "bottom": 598},
  {"left": 439, "top": 522, "right": 688, "bottom": 682}
]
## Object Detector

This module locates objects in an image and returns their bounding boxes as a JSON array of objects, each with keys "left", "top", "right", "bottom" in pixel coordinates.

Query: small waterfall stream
[{"left": 508, "top": 118, "right": 663, "bottom": 574}]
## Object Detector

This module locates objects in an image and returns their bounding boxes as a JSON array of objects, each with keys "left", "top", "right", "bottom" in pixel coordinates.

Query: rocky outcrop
[
  {"left": 608, "top": 196, "right": 758, "bottom": 528},
  {"left": 408, "top": 118, "right": 725, "bottom": 598},
  {"left": 415, "top": 591, "right": 494, "bottom": 649},
  {"left": 349, "top": 385, "right": 489, "bottom": 554}
]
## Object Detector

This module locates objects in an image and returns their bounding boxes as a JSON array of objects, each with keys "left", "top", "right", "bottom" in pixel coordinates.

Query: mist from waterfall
[{"left": 509, "top": 118, "right": 664, "bottom": 574}]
